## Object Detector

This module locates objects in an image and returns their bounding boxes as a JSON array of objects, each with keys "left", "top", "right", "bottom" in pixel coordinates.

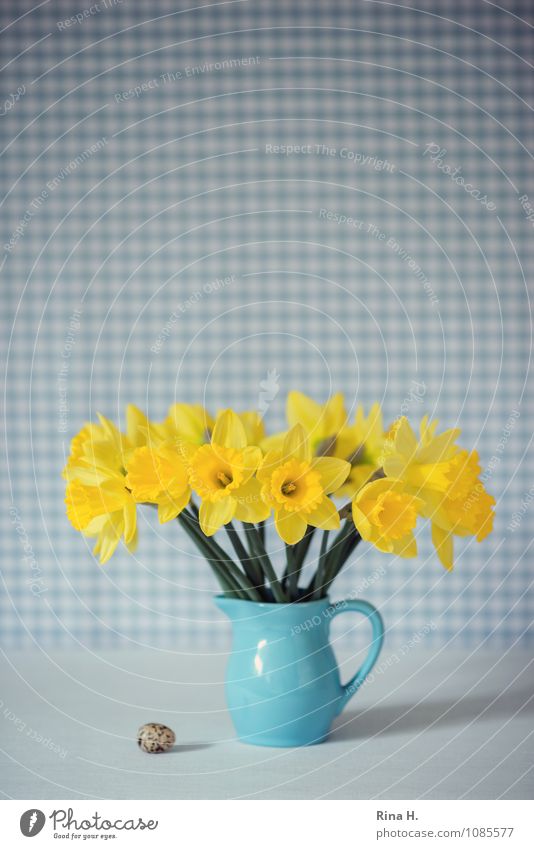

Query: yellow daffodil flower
[
  {"left": 257, "top": 423, "right": 350, "bottom": 544},
  {"left": 124, "top": 404, "right": 163, "bottom": 449},
  {"left": 236, "top": 411, "right": 266, "bottom": 445},
  {"left": 352, "top": 478, "right": 423, "bottom": 557},
  {"left": 261, "top": 391, "right": 348, "bottom": 456},
  {"left": 63, "top": 406, "right": 153, "bottom": 483},
  {"left": 331, "top": 402, "right": 387, "bottom": 497},
  {"left": 382, "top": 416, "right": 494, "bottom": 569},
  {"left": 62, "top": 420, "right": 108, "bottom": 480},
  {"left": 421, "top": 450, "right": 495, "bottom": 570},
  {"left": 260, "top": 393, "right": 384, "bottom": 496},
  {"left": 215, "top": 409, "right": 267, "bottom": 445},
  {"left": 65, "top": 477, "right": 137, "bottom": 564},
  {"left": 382, "top": 415, "right": 461, "bottom": 495},
  {"left": 186, "top": 409, "right": 269, "bottom": 536},
  {"left": 161, "top": 403, "right": 214, "bottom": 444},
  {"left": 63, "top": 410, "right": 147, "bottom": 562},
  {"left": 125, "top": 442, "right": 191, "bottom": 523},
  {"left": 64, "top": 399, "right": 495, "bottom": 582}
]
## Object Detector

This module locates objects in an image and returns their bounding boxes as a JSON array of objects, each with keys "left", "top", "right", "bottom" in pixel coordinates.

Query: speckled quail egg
[{"left": 137, "top": 723, "right": 176, "bottom": 753}]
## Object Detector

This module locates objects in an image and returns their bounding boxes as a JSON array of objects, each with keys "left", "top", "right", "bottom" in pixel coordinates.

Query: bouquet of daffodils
[{"left": 64, "top": 392, "right": 495, "bottom": 602}]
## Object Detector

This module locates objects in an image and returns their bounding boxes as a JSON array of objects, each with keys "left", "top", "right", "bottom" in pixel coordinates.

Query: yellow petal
[
  {"left": 352, "top": 502, "right": 374, "bottom": 541},
  {"left": 157, "top": 489, "right": 191, "bottom": 523},
  {"left": 125, "top": 526, "right": 138, "bottom": 554},
  {"left": 256, "top": 449, "right": 283, "bottom": 482},
  {"left": 352, "top": 479, "right": 422, "bottom": 556},
  {"left": 371, "top": 536, "right": 394, "bottom": 554},
  {"left": 431, "top": 522, "right": 454, "bottom": 571},
  {"left": 382, "top": 455, "right": 405, "bottom": 480},
  {"left": 260, "top": 431, "right": 286, "bottom": 454},
  {"left": 417, "top": 427, "right": 461, "bottom": 464},
  {"left": 65, "top": 480, "right": 127, "bottom": 530},
  {"left": 96, "top": 535, "right": 119, "bottom": 565},
  {"left": 155, "top": 443, "right": 190, "bottom": 495},
  {"left": 167, "top": 404, "right": 213, "bottom": 443},
  {"left": 323, "top": 392, "right": 347, "bottom": 435},
  {"left": 354, "top": 476, "right": 415, "bottom": 504},
  {"left": 394, "top": 417, "right": 418, "bottom": 457},
  {"left": 274, "top": 509, "right": 307, "bottom": 544},
  {"left": 240, "top": 446, "right": 263, "bottom": 483},
  {"left": 125, "top": 446, "right": 163, "bottom": 501},
  {"left": 211, "top": 409, "right": 247, "bottom": 449},
  {"left": 305, "top": 497, "right": 341, "bottom": 531},
  {"left": 282, "top": 423, "right": 310, "bottom": 461},
  {"left": 93, "top": 515, "right": 123, "bottom": 564},
  {"left": 391, "top": 532, "right": 418, "bottom": 558},
  {"left": 286, "top": 391, "right": 322, "bottom": 432},
  {"left": 199, "top": 497, "right": 236, "bottom": 536},
  {"left": 233, "top": 478, "right": 271, "bottom": 523},
  {"left": 312, "top": 456, "right": 351, "bottom": 493},
  {"left": 126, "top": 405, "right": 151, "bottom": 448},
  {"left": 176, "top": 440, "right": 200, "bottom": 467},
  {"left": 365, "top": 401, "right": 384, "bottom": 436},
  {"left": 96, "top": 412, "right": 125, "bottom": 453},
  {"left": 84, "top": 514, "right": 108, "bottom": 535},
  {"left": 63, "top": 462, "right": 113, "bottom": 486},
  {"left": 123, "top": 499, "right": 137, "bottom": 544},
  {"left": 334, "top": 464, "right": 377, "bottom": 498},
  {"left": 419, "top": 414, "right": 432, "bottom": 441},
  {"left": 236, "top": 411, "right": 265, "bottom": 444}
]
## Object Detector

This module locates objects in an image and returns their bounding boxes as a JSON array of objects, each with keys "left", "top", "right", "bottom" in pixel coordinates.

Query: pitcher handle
[{"left": 327, "top": 599, "right": 384, "bottom": 716}]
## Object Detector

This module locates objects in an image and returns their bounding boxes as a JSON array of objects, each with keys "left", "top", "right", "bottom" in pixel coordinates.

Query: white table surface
[{"left": 1, "top": 647, "right": 532, "bottom": 800}]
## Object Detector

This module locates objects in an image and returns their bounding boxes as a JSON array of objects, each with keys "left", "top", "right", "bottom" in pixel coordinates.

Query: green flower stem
[
  {"left": 295, "top": 527, "right": 315, "bottom": 569},
  {"left": 282, "top": 528, "right": 314, "bottom": 594},
  {"left": 225, "top": 522, "right": 249, "bottom": 564},
  {"left": 321, "top": 521, "right": 355, "bottom": 592},
  {"left": 180, "top": 511, "right": 263, "bottom": 602},
  {"left": 306, "top": 523, "right": 346, "bottom": 597},
  {"left": 285, "top": 545, "right": 299, "bottom": 601},
  {"left": 244, "top": 523, "right": 288, "bottom": 603},
  {"left": 323, "top": 519, "right": 357, "bottom": 595},
  {"left": 340, "top": 527, "right": 361, "bottom": 564},
  {"left": 256, "top": 520, "right": 266, "bottom": 546},
  {"left": 225, "top": 522, "right": 266, "bottom": 593},
  {"left": 177, "top": 513, "right": 242, "bottom": 598},
  {"left": 324, "top": 531, "right": 361, "bottom": 594},
  {"left": 178, "top": 512, "right": 241, "bottom": 595},
  {"left": 311, "top": 530, "right": 330, "bottom": 599},
  {"left": 338, "top": 501, "right": 353, "bottom": 521},
  {"left": 144, "top": 501, "right": 240, "bottom": 596}
]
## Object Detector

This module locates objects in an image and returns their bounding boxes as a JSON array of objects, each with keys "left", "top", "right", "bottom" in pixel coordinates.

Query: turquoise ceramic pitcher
[{"left": 215, "top": 595, "right": 384, "bottom": 747}]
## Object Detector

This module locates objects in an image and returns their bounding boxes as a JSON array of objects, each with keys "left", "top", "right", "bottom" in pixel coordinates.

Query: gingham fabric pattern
[{"left": 1, "top": 0, "right": 532, "bottom": 650}]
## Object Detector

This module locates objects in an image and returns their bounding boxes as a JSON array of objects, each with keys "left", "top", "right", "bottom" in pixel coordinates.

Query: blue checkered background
[{"left": 1, "top": 0, "right": 533, "bottom": 650}]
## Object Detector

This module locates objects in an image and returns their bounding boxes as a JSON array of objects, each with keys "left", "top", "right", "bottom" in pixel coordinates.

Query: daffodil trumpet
[{"left": 64, "top": 398, "right": 495, "bottom": 602}]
